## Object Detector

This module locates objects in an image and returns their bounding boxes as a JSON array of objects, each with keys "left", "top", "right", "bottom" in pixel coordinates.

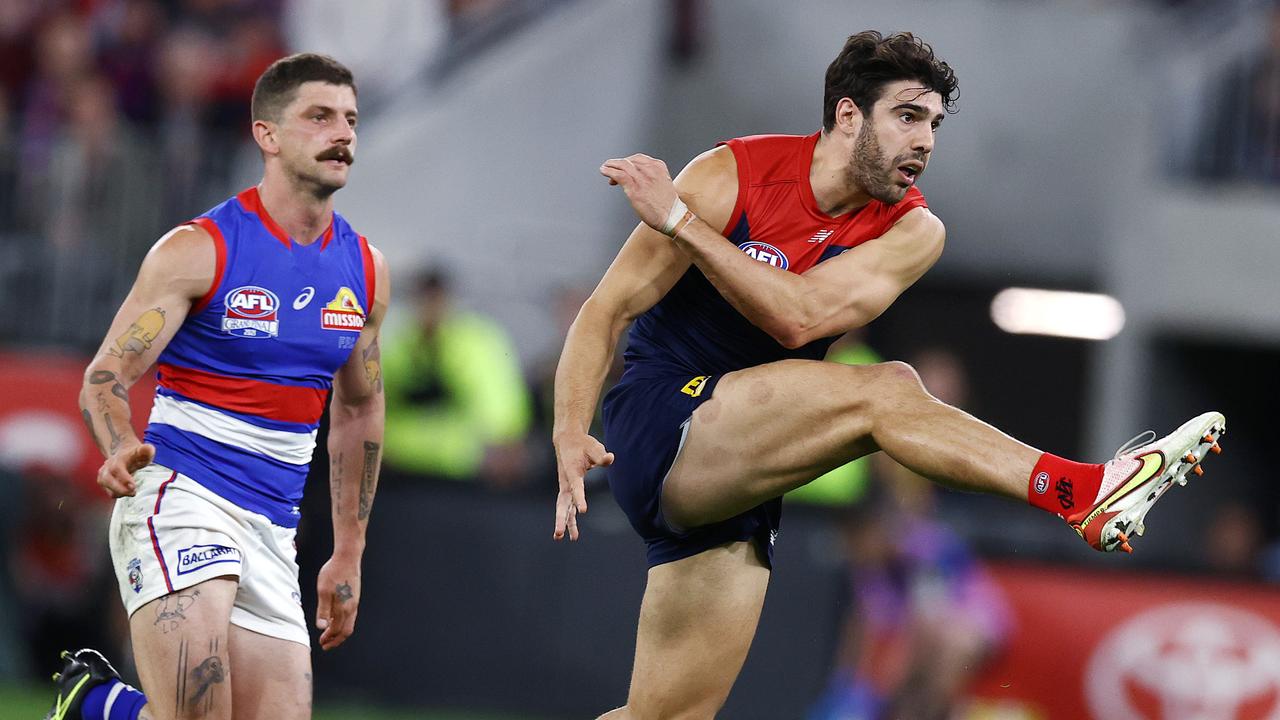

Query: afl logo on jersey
[
  {"left": 321, "top": 287, "right": 366, "bottom": 331},
  {"left": 738, "top": 241, "right": 789, "bottom": 270},
  {"left": 222, "top": 286, "right": 280, "bottom": 338}
]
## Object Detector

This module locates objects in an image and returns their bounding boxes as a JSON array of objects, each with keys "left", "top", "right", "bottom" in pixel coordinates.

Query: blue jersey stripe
[{"left": 146, "top": 423, "right": 308, "bottom": 527}]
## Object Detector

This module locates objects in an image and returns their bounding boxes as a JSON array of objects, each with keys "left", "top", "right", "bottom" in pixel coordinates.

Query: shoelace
[{"left": 1113, "top": 430, "right": 1156, "bottom": 459}]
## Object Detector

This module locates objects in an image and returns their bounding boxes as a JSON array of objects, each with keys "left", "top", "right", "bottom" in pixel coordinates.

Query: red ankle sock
[{"left": 1027, "top": 453, "right": 1103, "bottom": 517}]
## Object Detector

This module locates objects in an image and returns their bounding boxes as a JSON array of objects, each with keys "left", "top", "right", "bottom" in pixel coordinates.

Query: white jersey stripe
[{"left": 148, "top": 393, "right": 316, "bottom": 466}]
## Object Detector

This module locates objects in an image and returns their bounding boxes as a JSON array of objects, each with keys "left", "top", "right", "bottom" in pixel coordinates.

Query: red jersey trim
[
  {"left": 358, "top": 235, "right": 376, "bottom": 314},
  {"left": 717, "top": 139, "right": 751, "bottom": 236},
  {"left": 186, "top": 217, "right": 227, "bottom": 315},
  {"left": 235, "top": 186, "right": 291, "bottom": 248},
  {"left": 883, "top": 186, "right": 929, "bottom": 229},
  {"left": 157, "top": 362, "right": 330, "bottom": 425}
]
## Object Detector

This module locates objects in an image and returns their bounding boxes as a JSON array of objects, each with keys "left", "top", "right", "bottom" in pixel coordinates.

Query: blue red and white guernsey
[
  {"left": 623, "top": 131, "right": 927, "bottom": 377},
  {"left": 143, "top": 186, "right": 375, "bottom": 528}
]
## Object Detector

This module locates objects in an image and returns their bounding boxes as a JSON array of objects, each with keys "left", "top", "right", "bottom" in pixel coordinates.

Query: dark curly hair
[
  {"left": 251, "top": 53, "right": 356, "bottom": 123},
  {"left": 823, "top": 31, "right": 958, "bottom": 131}
]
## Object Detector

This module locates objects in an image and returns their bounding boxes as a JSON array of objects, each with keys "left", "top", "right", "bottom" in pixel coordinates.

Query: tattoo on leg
[
  {"left": 154, "top": 590, "right": 200, "bottom": 634},
  {"left": 110, "top": 308, "right": 166, "bottom": 358},
  {"left": 177, "top": 636, "right": 225, "bottom": 715},
  {"left": 359, "top": 441, "right": 380, "bottom": 521},
  {"left": 175, "top": 638, "right": 187, "bottom": 716},
  {"left": 336, "top": 582, "right": 353, "bottom": 603},
  {"left": 189, "top": 654, "right": 225, "bottom": 713}
]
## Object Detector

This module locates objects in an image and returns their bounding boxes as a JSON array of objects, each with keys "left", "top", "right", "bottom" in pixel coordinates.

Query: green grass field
[{"left": 1, "top": 683, "right": 529, "bottom": 719}]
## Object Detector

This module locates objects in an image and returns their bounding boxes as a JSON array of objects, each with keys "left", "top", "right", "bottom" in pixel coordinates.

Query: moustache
[{"left": 317, "top": 147, "right": 353, "bottom": 165}]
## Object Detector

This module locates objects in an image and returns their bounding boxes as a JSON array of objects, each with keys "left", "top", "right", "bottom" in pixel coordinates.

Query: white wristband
[{"left": 660, "top": 196, "right": 690, "bottom": 235}]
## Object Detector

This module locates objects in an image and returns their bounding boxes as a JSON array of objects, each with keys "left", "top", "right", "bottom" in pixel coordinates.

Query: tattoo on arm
[
  {"left": 330, "top": 450, "right": 344, "bottom": 516},
  {"left": 109, "top": 307, "right": 166, "bottom": 358},
  {"left": 361, "top": 338, "right": 383, "bottom": 394},
  {"left": 336, "top": 582, "right": 353, "bottom": 603},
  {"left": 97, "top": 396, "right": 123, "bottom": 453},
  {"left": 359, "top": 441, "right": 380, "bottom": 521},
  {"left": 81, "top": 409, "right": 104, "bottom": 455},
  {"left": 89, "top": 370, "right": 129, "bottom": 402}
]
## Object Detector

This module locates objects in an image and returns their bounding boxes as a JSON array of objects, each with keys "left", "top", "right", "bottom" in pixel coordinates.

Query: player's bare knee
[{"left": 874, "top": 360, "right": 926, "bottom": 399}]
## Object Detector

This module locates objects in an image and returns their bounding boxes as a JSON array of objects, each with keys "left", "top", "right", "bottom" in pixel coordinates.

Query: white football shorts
[{"left": 108, "top": 463, "right": 308, "bottom": 647}]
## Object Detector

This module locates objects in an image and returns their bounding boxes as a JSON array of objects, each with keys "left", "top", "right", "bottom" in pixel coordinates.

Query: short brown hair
[
  {"left": 251, "top": 53, "right": 356, "bottom": 122},
  {"left": 823, "top": 31, "right": 958, "bottom": 131}
]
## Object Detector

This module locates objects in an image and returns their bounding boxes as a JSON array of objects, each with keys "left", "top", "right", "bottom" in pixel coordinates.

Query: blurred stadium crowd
[{"left": 2, "top": 0, "right": 1280, "bottom": 718}]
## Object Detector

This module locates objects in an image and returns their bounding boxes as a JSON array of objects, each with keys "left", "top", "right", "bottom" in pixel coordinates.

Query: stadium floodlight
[{"left": 990, "top": 288, "right": 1126, "bottom": 341}]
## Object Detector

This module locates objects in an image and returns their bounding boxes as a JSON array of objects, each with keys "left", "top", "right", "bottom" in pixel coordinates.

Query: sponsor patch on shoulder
[{"left": 176, "top": 544, "right": 241, "bottom": 576}]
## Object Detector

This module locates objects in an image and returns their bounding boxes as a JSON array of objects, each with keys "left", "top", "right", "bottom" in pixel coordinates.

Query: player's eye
[{"left": 900, "top": 113, "right": 914, "bottom": 123}]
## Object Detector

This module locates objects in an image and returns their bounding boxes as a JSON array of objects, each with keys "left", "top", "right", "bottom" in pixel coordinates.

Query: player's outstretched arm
[
  {"left": 600, "top": 149, "right": 945, "bottom": 348},
  {"left": 80, "top": 224, "right": 215, "bottom": 497},
  {"left": 318, "top": 244, "right": 389, "bottom": 651},
  {"left": 550, "top": 162, "right": 735, "bottom": 540}
]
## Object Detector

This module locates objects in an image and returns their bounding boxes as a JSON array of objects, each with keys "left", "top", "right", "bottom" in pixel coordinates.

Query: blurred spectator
[
  {"left": 42, "top": 72, "right": 163, "bottom": 346},
  {"left": 809, "top": 349, "right": 1011, "bottom": 720},
  {"left": 15, "top": 10, "right": 96, "bottom": 233},
  {"left": 1195, "top": 2, "right": 1280, "bottom": 183},
  {"left": 96, "top": 0, "right": 166, "bottom": 127},
  {"left": 526, "top": 282, "right": 623, "bottom": 488},
  {"left": 382, "top": 266, "right": 533, "bottom": 490},
  {"left": 4, "top": 462, "right": 115, "bottom": 680},
  {"left": 1201, "top": 499, "right": 1266, "bottom": 578}
]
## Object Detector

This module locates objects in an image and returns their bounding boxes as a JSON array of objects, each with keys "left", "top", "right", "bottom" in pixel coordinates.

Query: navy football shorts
[{"left": 601, "top": 370, "right": 781, "bottom": 568}]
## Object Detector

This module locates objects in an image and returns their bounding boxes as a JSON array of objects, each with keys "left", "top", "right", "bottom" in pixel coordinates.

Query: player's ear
[
  {"left": 834, "top": 97, "right": 863, "bottom": 136},
  {"left": 252, "top": 119, "right": 280, "bottom": 156}
]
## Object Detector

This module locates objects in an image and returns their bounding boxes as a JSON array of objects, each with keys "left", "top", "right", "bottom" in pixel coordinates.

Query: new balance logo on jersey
[
  {"left": 222, "top": 286, "right": 279, "bottom": 338},
  {"left": 809, "top": 229, "right": 834, "bottom": 243},
  {"left": 739, "top": 241, "right": 789, "bottom": 270},
  {"left": 175, "top": 544, "right": 241, "bottom": 576}
]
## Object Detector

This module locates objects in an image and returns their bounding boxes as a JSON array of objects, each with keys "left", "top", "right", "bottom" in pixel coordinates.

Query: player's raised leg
[
  {"left": 665, "top": 359, "right": 1035, "bottom": 526},
  {"left": 598, "top": 541, "right": 770, "bottom": 720},
  {"left": 665, "top": 358, "right": 1224, "bottom": 553},
  {"left": 226, "top": 626, "right": 311, "bottom": 720},
  {"left": 129, "top": 577, "right": 237, "bottom": 720}
]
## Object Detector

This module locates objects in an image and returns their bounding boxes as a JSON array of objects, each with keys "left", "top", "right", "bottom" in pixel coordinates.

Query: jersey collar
[{"left": 236, "top": 186, "right": 336, "bottom": 249}]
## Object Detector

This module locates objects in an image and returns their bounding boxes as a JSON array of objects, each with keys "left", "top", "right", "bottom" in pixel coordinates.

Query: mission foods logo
[
  {"left": 739, "top": 241, "right": 789, "bottom": 269},
  {"left": 321, "top": 287, "right": 366, "bottom": 331},
  {"left": 222, "top": 286, "right": 279, "bottom": 338}
]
